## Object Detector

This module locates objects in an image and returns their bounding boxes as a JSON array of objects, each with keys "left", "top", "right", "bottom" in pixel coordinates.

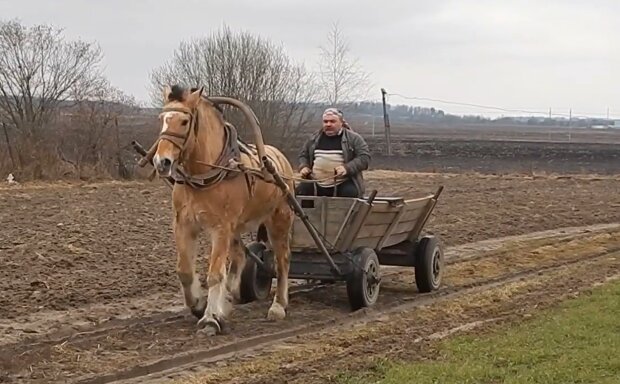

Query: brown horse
[{"left": 152, "top": 85, "right": 294, "bottom": 335}]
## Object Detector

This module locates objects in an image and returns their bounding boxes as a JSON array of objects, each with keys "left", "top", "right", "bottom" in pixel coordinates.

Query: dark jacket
[{"left": 298, "top": 128, "right": 371, "bottom": 197}]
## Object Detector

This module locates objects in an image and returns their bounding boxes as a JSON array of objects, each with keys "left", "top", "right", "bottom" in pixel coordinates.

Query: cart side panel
[
  {"left": 351, "top": 196, "right": 434, "bottom": 250},
  {"left": 290, "top": 196, "right": 358, "bottom": 251},
  {"left": 336, "top": 199, "right": 406, "bottom": 251}
]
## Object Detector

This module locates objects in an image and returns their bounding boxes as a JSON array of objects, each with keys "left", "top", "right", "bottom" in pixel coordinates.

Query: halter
[
  {"left": 156, "top": 102, "right": 247, "bottom": 190},
  {"left": 158, "top": 106, "right": 198, "bottom": 159}
]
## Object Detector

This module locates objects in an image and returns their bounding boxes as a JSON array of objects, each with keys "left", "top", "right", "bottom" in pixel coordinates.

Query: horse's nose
[{"left": 154, "top": 155, "right": 173, "bottom": 175}]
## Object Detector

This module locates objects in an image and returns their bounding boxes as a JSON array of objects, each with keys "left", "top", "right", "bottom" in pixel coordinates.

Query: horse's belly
[{"left": 235, "top": 196, "right": 281, "bottom": 233}]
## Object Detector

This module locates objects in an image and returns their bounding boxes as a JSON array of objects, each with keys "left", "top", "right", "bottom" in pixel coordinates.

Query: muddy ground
[
  {"left": 0, "top": 142, "right": 619, "bottom": 382},
  {"left": 1, "top": 171, "right": 619, "bottom": 322}
]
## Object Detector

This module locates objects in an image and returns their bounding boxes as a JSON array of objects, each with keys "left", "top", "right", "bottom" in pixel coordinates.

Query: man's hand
[
  {"left": 300, "top": 167, "right": 312, "bottom": 178},
  {"left": 334, "top": 165, "right": 347, "bottom": 178}
]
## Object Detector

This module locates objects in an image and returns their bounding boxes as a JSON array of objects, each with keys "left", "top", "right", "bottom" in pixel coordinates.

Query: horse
[{"left": 152, "top": 85, "right": 295, "bottom": 336}]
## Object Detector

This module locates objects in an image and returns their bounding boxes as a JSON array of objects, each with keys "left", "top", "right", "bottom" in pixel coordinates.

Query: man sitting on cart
[{"left": 296, "top": 107, "right": 371, "bottom": 198}]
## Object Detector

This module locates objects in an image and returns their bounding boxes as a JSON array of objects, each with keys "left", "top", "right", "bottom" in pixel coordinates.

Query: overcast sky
[{"left": 1, "top": 0, "right": 617, "bottom": 118}]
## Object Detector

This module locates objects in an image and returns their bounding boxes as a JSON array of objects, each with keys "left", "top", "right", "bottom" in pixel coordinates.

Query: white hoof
[
  {"left": 197, "top": 316, "right": 221, "bottom": 336},
  {"left": 267, "top": 302, "right": 286, "bottom": 321}
]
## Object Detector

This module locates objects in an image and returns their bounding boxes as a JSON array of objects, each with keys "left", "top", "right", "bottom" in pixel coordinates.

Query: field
[{"left": 1, "top": 125, "right": 619, "bottom": 383}]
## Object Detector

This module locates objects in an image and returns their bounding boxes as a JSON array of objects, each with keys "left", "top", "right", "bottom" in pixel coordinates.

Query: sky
[{"left": 1, "top": 0, "right": 618, "bottom": 119}]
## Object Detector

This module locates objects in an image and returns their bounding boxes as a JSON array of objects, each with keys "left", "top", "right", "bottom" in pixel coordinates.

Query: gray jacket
[{"left": 298, "top": 128, "right": 371, "bottom": 197}]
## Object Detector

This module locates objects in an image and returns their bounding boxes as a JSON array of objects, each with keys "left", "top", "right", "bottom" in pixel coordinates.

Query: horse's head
[{"left": 153, "top": 85, "right": 204, "bottom": 177}]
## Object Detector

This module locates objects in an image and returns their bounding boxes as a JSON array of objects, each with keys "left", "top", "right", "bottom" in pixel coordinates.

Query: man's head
[{"left": 322, "top": 108, "right": 344, "bottom": 136}]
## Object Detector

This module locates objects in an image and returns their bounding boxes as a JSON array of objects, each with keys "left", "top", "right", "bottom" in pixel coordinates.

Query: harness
[
  {"left": 157, "top": 104, "right": 262, "bottom": 193},
  {"left": 142, "top": 99, "right": 341, "bottom": 194}
]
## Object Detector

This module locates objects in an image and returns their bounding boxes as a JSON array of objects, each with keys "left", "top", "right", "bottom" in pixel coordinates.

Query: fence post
[{"left": 381, "top": 88, "right": 392, "bottom": 156}]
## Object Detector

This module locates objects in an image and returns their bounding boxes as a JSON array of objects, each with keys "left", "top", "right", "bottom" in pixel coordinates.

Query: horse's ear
[
  {"left": 186, "top": 86, "right": 204, "bottom": 108},
  {"left": 162, "top": 85, "right": 172, "bottom": 103}
]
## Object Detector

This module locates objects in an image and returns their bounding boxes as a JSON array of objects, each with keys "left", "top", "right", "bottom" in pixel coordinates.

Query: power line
[{"left": 387, "top": 93, "right": 618, "bottom": 120}]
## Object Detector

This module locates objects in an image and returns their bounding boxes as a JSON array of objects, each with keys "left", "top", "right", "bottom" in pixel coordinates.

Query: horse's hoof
[
  {"left": 197, "top": 317, "right": 221, "bottom": 336},
  {"left": 197, "top": 323, "right": 218, "bottom": 336},
  {"left": 267, "top": 303, "right": 286, "bottom": 321},
  {"left": 190, "top": 296, "right": 208, "bottom": 319}
]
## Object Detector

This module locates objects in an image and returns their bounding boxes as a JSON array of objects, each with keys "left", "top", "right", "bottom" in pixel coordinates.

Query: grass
[{"left": 341, "top": 278, "right": 620, "bottom": 384}]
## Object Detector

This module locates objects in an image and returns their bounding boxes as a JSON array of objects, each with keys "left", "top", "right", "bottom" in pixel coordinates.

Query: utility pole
[
  {"left": 568, "top": 108, "right": 572, "bottom": 143},
  {"left": 381, "top": 88, "right": 392, "bottom": 156}
]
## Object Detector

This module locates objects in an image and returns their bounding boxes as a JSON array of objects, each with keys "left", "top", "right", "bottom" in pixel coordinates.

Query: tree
[
  {"left": 0, "top": 19, "right": 104, "bottom": 137},
  {"left": 60, "top": 79, "right": 138, "bottom": 179},
  {"left": 317, "top": 21, "right": 372, "bottom": 105},
  {"left": 149, "top": 25, "right": 319, "bottom": 146},
  {"left": 0, "top": 19, "right": 105, "bottom": 173}
]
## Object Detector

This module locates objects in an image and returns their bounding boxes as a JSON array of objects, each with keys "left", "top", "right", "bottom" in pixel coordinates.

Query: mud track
[{"left": 2, "top": 224, "right": 618, "bottom": 383}]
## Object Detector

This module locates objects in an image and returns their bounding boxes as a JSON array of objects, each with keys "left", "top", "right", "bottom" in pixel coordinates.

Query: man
[{"left": 296, "top": 108, "right": 371, "bottom": 198}]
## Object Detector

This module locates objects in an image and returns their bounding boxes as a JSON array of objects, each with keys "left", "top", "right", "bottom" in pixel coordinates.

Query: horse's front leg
[
  {"left": 197, "top": 230, "right": 234, "bottom": 335},
  {"left": 173, "top": 213, "right": 206, "bottom": 319}
]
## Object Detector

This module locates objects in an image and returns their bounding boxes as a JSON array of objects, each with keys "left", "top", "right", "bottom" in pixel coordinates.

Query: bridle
[
  {"left": 158, "top": 105, "right": 199, "bottom": 162},
  {"left": 154, "top": 101, "right": 249, "bottom": 190}
]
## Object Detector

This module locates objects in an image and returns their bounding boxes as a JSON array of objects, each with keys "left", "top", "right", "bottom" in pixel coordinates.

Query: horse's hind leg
[
  {"left": 173, "top": 213, "right": 206, "bottom": 319},
  {"left": 264, "top": 202, "right": 293, "bottom": 320},
  {"left": 226, "top": 235, "right": 246, "bottom": 304}
]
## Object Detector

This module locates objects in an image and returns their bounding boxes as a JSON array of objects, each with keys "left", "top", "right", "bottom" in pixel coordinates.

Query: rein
[
  {"left": 191, "top": 159, "right": 340, "bottom": 184},
  {"left": 153, "top": 102, "right": 337, "bottom": 191}
]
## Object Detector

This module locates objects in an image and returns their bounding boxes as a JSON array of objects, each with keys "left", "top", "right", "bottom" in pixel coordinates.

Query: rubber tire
[
  {"left": 346, "top": 247, "right": 381, "bottom": 310},
  {"left": 239, "top": 242, "right": 273, "bottom": 303},
  {"left": 414, "top": 235, "right": 444, "bottom": 293}
]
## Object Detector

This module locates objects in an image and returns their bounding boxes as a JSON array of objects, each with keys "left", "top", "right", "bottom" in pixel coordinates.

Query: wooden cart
[{"left": 240, "top": 187, "right": 445, "bottom": 310}]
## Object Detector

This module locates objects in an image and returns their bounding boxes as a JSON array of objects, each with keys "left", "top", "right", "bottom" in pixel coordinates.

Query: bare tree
[
  {"left": 60, "top": 80, "right": 138, "bottom": 179},
  {"left": 0, "top": 19, "right": 104, "bottom": 170},
  {"left": 149, "top": 25, "right": 320, "bottom": 146},
  {"left": 318, "top": 21, "right": 372, "bottom": 105}
]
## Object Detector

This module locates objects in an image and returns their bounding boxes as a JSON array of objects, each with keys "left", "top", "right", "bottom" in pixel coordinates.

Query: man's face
[{"left": 322, "top": 114, "right": 343, "bottom": 135}]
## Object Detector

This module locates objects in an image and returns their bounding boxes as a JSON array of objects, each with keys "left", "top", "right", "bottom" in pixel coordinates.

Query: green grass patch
[{"left": 342, "top": 279, "right": 620, "bottom": 384}]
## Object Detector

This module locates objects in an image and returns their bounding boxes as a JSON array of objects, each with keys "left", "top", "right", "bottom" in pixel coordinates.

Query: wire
[{"left": 386, "top": 93, "right": 618, "bottom": 121}]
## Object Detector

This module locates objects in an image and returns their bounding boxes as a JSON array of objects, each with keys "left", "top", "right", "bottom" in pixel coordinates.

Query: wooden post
[
  {"left": 381, "top": 88, "right": 392, "bottom": 156},
  {"left": 2, "top": 122, "right": 17, "bottom": 169}
]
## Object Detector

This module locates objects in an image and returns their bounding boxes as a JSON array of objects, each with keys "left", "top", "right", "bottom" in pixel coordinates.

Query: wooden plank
[
  {"left": 351, "top": 235, "right": 383, "bottom": 249},
  {"left": 407, "top": 198, "right": 437, "bottom": 242},
  {"left": 291, "top": 220, "right": 315, "bottom": 248},
  {"left": 338, "top": 201, "right": 373, "bottom": 251},
  {"left": 354, "top": 216, "right": 420, "bottom": 239},
  {"left": 389, "top": 207, "right": 427, "bottom": 234},
  {"left": 334, "top": 200, "right": 362, "bottom": 250},
  {"left": 403, "top": 195, "right": 435, "bottom": 208},
  {"left": 362, "top": 211, "right": 400, "bottom": 225},
  {"left": 376, "top": 204, "right": 406, "bottom": 250},
  {"left": 355, "top": 222, "right": 392, "bottom": 238},
  {"left": 377, "top": 231, "right": 410, "bottom": 249}
]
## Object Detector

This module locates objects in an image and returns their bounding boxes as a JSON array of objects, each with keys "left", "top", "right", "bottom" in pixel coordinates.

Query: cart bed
[{"left": 291, "top": 192, "right": 439, "bottom": 253}]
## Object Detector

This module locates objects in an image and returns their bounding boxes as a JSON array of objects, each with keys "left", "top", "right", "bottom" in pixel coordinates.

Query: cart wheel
[
  {"left": 414, "top": 235, "right": 444, "bottom": 293},
  {"left": 239, "top": 242, "right": 273, "bottom": 303},
  {"left": 346, "top": 247, "right": 381, "bottom": 310}
]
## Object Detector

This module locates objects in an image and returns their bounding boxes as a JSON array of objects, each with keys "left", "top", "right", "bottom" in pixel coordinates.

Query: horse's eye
[{"left": 181, "top": 120, "right": 189, "bottom": 126}]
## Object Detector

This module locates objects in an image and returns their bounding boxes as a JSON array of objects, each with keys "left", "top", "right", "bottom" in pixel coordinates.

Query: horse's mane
[{"left": 166, "top": 84, "right": 225, "bottom": 114}]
